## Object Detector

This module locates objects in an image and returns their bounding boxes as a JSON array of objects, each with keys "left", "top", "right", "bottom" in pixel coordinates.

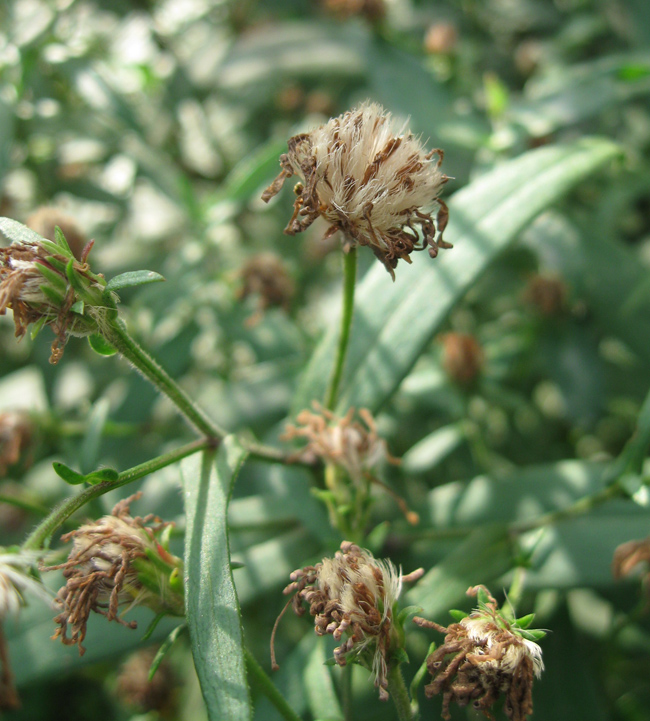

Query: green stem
[
  {"left": 22, "top": 438, "right": 210, "bottom": 550},
  {"left": 324, "top": 247, "right": 357, "bottom": 411},
  {"left": 342, "top": 663, "right": 353, "bottom": 721},
  {"left": 387, "top": 663, "right": 414, "bottom": 721},
  {"left": 244, "top": 647, "right": 302, "bottom": 721},
  {"left": 101, "top": 319, "right": 225, "bottom": 439}
]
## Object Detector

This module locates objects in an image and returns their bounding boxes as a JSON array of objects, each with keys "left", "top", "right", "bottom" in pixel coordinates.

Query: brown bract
[
  {"left": 46, "top": 493, "right": 175, "bottom": 655},
  {"left": 262, "top": 102, "right": 450, "bottom": 280},
  {"left": 414, "top": 588, "right": 543, "bottom": 721}
]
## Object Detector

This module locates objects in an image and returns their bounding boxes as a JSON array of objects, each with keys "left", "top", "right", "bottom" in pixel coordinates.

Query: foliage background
[{"left": 0, "top": 0, "right": 649, "bottom": 719}]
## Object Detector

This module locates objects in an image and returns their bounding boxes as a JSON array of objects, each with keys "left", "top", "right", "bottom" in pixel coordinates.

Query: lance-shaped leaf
[
  {"left": 292, "top": 138, "right": 621, "bottom": 415},
  {"left": 182, "top": 438, "right": 251, "bottom": 721}
]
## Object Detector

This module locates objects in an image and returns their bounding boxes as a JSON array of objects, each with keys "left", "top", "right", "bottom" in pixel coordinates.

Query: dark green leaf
[
  {"left": 88, "top": 333, "right": 118, "bottom": 356},
  {"left": 148, "top": 624, "right": 187, "bottom": 680}
]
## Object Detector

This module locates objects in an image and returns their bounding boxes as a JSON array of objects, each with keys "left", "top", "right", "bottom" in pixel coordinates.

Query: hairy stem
[
  {"left": 388, "top": 663, "right": 415, "bottom": 721},
  {"left": 325, "top": 246, "right": 357, "bottom": 411},
  {"left": 244, "top": 647, "right": 302, "bottom": 721},
  {"left": 101, "top": 319, "right": 225, "bottom": 440},
  {"left": 22, "top": 438, "right": 210, "bottom": 550}
]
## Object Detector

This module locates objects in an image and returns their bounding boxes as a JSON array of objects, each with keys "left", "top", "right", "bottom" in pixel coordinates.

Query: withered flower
[
  {"left": 524, "top": 273, "right": 567, "bottom": 317},
  {"left": 46, "top": 493, "right": 184, "bottom": 655},
  {"left": 116, "top": 646, "right": 178, "bottom": 714},
  {"left": 0, "top": 549, "right": 52, "bottom": 710},
  {"left": 262, "top": 102, "right": 450, "bottom": 280},
  {"left": 273, "top": 541, "right": 423, "bottom": 700},
  {"left": 0, "top": 220, "right": 110, "bottom": 363},
  {"left": 0, "top": 412, "right": 33, "bottom": 477},
  {"left": 282, "top": 403, "right": 398, "bottom": 483},
  {"left": 321, "top": 0, "right": 386, "bottom": 22},
  {"left": 613, "top": 536, "right": 650, "bottom": 588},
  {"left": 414, "top": 586, "right": 544, "bottom": 721},
  {"left": 26, "top": 206, "right": 88, "bottom": 261},
  {"left": 236, "top": 252, "right": 295, "bottom": 327},
  {"left": 440, "top": 332, "right": 484, "bottom": 386}
]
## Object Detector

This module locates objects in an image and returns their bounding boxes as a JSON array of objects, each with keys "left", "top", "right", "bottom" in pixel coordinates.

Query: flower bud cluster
[
  {"left": 414, "top": 586, "right": 544, "bottom": 721},
  {"left": 263, "top": 101, "right": 450, "bottom": 279},
  {"left": 47, "top": 493, "right": 183, "bottom": 655}
]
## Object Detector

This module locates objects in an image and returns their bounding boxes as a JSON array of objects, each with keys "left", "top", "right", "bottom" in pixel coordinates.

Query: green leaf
[
  {"left": 53, "top": 225, "right": 73, "bottom": 255},
  {"left": 293, "top": 138, "right": 622, "bottom": 415},
  {"left": 80, "top": 397, "right": 111, "bottom": 475},
  {"left": 70, "top": 300, "right": 84, "bottom": 315},
  {"left": 34, "top": 262, "right": 67, "bottom": 292},
  {"left": 105, "top": 270, "right": 166, "bottom": 293},
  {"left": 148, "top": 624, "right": 187, "bottom": 681},
  {"left": 514, "top": 613, "right": 536, "bottom": 629},
  {"left": 182, "top": 439, "right": 252, "bottom": 721},
  {"left": 448, "top": 609, "right": 468, "bottom": 622},
  {"left": 406, "top": 526, "right": 513, "bottom": 619},
  {"left": 52, "top": 461, "right": 86, "bottom": 485},
  {"left": 304, "top": 642, "right": 343, "bottom": 721},
  {"left": 0, "top": 217, "right": 51, "bottom": 248},
  {"left": 88, "top": 333, "right": 118, "bottom": 356},
  {"left": 84, "top": 467, "right": 119, "bottom": 484}
]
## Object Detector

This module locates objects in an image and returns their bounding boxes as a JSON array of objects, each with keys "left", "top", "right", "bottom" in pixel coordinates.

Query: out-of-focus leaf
[
  {"left": 79, "top": 397, "right": 111, "bottom": 475},
  {"left": 182, "top": 440, "right": 251, "bottom": 721},
  {"left": 0, "top": 96, "right": 15, "bottom": 186},
  {"left": 305, "top": 641, "right": 344, "bottom": 721},
  {"left": 512, "top": 53, "right": 650, "bottom": 136},
  {"left": 293, "top": 138, "right": 621, "bottom": 416},
  {"left": 407, "top": 526, "right": 513, "bottom": 619},
  {"left": 402, "top": 424, "right": 464, "bottom": 474}
]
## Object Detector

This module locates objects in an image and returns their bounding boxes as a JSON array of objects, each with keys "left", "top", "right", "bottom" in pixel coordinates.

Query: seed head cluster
[
  {"left": 414, "top": 587, "right": 544, "bottom": 721},
  {"left": 277, "top": 541, "right": 403, "bottom": 700},
  {"left": 47, "top": 493, "right": 183, "bottom": 655},
  {"left": 263, "top": 101, "right": 450, "bottom": 279}
]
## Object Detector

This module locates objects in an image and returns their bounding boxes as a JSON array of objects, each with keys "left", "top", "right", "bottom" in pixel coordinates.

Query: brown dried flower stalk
[
  {"left": 46, "top": 493, "right": 183, "bottom": 655},
  {"left": 273, "top": 541, "right": 422, "bottom": 700},
  {"left": 414, "top": 586, "right": 544, "bottom": 721},
  {"left": 262, "top": 101, "right": 450, "bottom": 280},
  {"left": 0, "top": 226, "right": 107, "bottom": 363}
]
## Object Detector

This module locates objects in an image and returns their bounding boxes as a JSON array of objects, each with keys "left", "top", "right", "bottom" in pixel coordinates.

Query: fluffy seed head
[
  {"left": 282, "top": 403, "right": 398, "bottom": 483},
  {"left": 414, "top": 586, "right": 544, "bottom": 721},
  {"left": 263, "top": 101, "right": 451, "bottom": 279},
  {"left": 277, "top": 542, "right": 404, "bottom": 700},
  {"left": 46, "top": 493, "right": 183, "bottom": 655}
]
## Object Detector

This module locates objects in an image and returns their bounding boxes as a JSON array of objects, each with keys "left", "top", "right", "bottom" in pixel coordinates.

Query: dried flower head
[
  {"left": 236, "top": 252, "right": 295, "bottom": 327},
  {"left": 116, "top": 646, "right": 178, "bottom": 714},
  {"left": 440, "top": 332, "right": 484, "bottom": 386},
  {"left": 0, "top": 549, "right": 52, "bottom": 710},
  {"left": 524, "top": 273, "right": 567, "bottom": 317},
  {"left": 262, "top": 102, "right": 450, "bottom": 280},
  {"left": 424, "top": 22, "right": 459, "bottom": 55},
  {"left": 414, "top": 587, "right": 544, "bottom": 721},
  {"left": 26, "top": 206, "right": 88, "bottom": 261},
  {"left": 282, "top": 403, "right": 398, "bottom": 483},
  {"left": 0, "top": 412, "right": 33, "bottom": 477},
  {"left": 274, "top": 542, "right": 422, "bottom": 700},
  {"left": 0, "top": 220, "right": 109, "bottom": 363},
  {"left": 46, "top": 493, "right": 183, "bottom": 655},
  {"left": 613, "top": 536, "right": 650, "bottom": 588}
]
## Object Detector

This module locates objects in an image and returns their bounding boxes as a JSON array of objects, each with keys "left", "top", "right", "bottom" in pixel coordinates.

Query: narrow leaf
[
  {"left": 105, "top": 270, "right": 166, "bottom": 293},
  {"left": 52, "top": 461, "right": 86, "bottom": 485},
  {"left": 148, "top": 624, "right": 187, "bottom": 680},
  {"left": 182, "top": 438, "right": 251, "bottom": 721}
]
